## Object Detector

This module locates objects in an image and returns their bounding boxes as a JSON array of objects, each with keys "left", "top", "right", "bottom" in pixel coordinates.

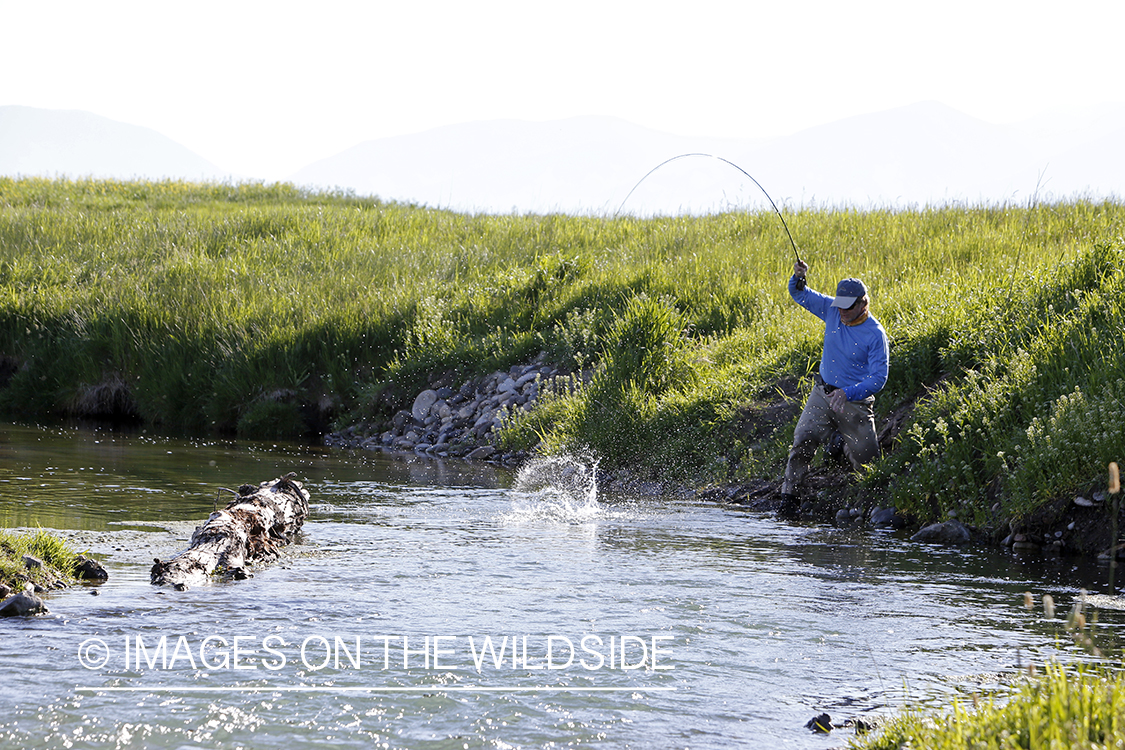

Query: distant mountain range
[
  {"left": 0, "top": 106, "right": 232, "bottom": 183},
  {"left": 3, "top": 102, "right": 1123, "bottom": 214}
]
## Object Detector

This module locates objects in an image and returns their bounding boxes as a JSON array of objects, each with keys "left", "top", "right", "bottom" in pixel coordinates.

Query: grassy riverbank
[
  {"left": 0, "top": 528, "right": 77, "bottom": 592},
  {"left": 851, "top": 662, "right": 1125, "bottom": 749},
  {"left": 2, "top": 177, "right": 1125, "bottom": 530}
]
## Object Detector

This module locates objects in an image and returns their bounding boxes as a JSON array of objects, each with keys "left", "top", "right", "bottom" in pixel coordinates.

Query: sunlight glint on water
[{"left": 1, "top": 423, "right": 1124, "bottom": 749}]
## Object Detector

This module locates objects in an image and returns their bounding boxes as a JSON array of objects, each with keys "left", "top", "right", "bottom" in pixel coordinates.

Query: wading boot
[{"left": 778, "top": 493, "right": 800, "bottom": 520}]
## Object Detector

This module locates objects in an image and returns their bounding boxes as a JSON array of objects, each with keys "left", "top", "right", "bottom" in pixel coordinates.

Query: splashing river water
[{"left": 0, "top": 422, "right": 1121, "bottom": 749}]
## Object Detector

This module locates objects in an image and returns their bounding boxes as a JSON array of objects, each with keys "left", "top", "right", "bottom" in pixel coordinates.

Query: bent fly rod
[{"left": 616, "top": 153, "right": 802, "bottom": 264}]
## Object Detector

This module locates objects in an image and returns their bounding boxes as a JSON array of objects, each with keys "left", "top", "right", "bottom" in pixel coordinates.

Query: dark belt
[{"left": 813, "top": 373, "right": 838, "bottom": 394}]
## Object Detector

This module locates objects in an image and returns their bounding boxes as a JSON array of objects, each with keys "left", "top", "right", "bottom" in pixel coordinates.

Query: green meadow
[{"left": 2, "top": 177, "right": 1125, "bottom": 527}]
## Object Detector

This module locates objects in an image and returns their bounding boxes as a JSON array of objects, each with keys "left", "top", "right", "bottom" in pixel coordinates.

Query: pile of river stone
[{"left": 325, "top": 359, "right": 580, "bottom": 466}]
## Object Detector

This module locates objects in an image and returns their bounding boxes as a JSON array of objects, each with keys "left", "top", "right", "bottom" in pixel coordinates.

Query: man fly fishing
[
  {"left": 780, "top": 259, "right": 889, "bottom": 518},
  {"left": 621, "top": 153, "right": 886, "bottom": 517}
]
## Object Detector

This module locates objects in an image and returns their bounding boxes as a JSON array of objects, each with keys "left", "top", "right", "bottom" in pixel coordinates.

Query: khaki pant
[{"left": 781, "top": 385, "right": 879, "bottom": 496}]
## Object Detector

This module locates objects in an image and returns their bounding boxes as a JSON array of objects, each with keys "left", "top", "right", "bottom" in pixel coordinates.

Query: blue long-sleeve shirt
[{"left": 789, "top": 275, "right": 889, "bottom": 401}]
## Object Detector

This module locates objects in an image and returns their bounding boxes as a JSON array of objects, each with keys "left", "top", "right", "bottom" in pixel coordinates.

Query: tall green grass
[
  {"left": 0, "top": 528, "right": 78, "bottom": 590},
  {"left": 851, "top": 662, "right": 1125, "bottom": 750},
  {"left": 2, "top": 177, "right": 1124, "bottom": 523},
  {"left": 867, "top": 239, "right": 1125, "bottom": 524}
]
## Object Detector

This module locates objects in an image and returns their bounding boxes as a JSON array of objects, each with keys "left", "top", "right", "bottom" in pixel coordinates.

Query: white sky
[{"left": 2, "top": 0, "right": 1122, "bottom": 181}]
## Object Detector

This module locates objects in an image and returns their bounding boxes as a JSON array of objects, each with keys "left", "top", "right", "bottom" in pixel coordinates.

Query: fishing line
[{"left": 616, "top": 152, "right": 802, "bottom": 263}]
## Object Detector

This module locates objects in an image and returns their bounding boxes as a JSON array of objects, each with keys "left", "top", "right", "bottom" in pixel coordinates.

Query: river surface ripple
[{"left": 0, "top": 422, "right": 1121, "bottom": 749}]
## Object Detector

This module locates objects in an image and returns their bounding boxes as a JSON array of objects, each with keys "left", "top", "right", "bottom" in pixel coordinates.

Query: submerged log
[{"left": 151, "top": 475, "right": 310, "bottom": 589}]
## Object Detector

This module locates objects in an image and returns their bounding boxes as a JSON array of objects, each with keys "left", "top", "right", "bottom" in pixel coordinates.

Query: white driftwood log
[{"left": 151, "top": 475, "right": 309, "bottom": 589}]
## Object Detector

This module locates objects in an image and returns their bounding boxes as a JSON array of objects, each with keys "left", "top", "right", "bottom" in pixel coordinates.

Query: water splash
[{"left": 506, "top": 453, "right": 600, "bottom": 523}]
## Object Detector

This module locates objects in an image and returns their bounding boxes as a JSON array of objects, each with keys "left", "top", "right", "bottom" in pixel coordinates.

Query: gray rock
[
  {"left": 22, "top": 555, "right": 43, "bottom": 570},
  {"left": 0, "top": 583, "right": 10, "bottom": 599},
  {"left": 1075, "top": 496, "right": 1094, "bottom": 507},
  {"left": 515, "top": 371, "right": 539, "bottom": 389},
  {"left": 74, "top": 556, "right": 108, "bottom": 581},
  {"left": 392, "top": 410, "right": 411, "bottom": 431},
  {"left": 468, "top": 446, "right": 496, "bottom": 460},
  {"left": 412, "top": 390, "right": 439, "bottom": 422},
  {"left": 870, "top": 507, "right": 908, "bottom": 528},
  {"left": 806, "top": 713, "right": 833, "bottom": 733},
  {"left": 0, "top": 591, "right": 48, "bottom": 617},
  {"left": 911, "top": 520, "right": 972, "bottom": 545}
]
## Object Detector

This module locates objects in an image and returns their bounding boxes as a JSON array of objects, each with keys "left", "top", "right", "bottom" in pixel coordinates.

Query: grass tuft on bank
[
  {"left": 2, "top": 177, "right": 1125, "bottom": 529},
  {"left": 851, "top": 662, "right": 1125, "bottom": 750},
  {"left": 0, "top": 528, "right": 78, "bottom": 591}
]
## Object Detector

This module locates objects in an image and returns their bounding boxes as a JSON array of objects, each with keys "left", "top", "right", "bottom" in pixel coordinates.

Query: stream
[{"left": 0, "top": 421, "right": 1121, "bottom": 749}]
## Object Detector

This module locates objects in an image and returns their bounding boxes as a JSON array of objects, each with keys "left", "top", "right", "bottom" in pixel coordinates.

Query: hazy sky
[{"left": 2, "top": 0, "right": 1122, "bottom": 180}]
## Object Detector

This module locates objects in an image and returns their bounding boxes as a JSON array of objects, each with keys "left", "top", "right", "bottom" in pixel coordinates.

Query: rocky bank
[{"left": 326, "top": 356, "right": 584, "bottom": 467}]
